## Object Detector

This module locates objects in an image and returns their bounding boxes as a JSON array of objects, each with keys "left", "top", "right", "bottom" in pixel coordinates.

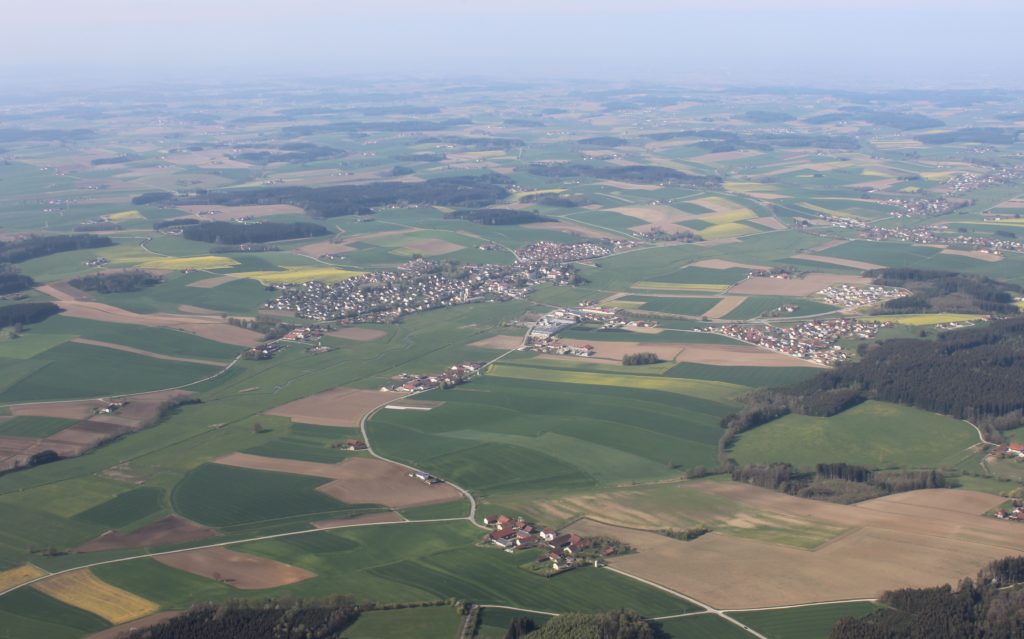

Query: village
[
  {"left": 481, "top": 514, "right": 622, "bottom": 575},
  {"left": 264, "top": 243, "right": 612, "bottom": 323},
  {"left": 817, "top": 284, "right": 907, "bottom": 308},
  {"left": 709, "top": 318, "right": 886, "bottom": 365}
]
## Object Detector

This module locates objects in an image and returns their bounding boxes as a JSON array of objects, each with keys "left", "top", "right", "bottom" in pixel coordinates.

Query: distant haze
[{"left": 2, "top": 0, "right": 1022, "bottom": 88}]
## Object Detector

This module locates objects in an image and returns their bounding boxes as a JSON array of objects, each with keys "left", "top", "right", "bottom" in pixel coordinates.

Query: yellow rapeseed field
[
  {"left": 32, "top": 569, "right": 159, "bottom": 624},
  {"left": 488, "top": 363, "right": 745, "bottom": 402},
  {"left": 137, "top": 256, "right": 239, "bottom": 270},
  {"left": 0, "top": 564, "right": 47, "bottom": 591},
  {"left": 699, "top": 222, "right": 753, "bottom": 239},
  {"left": 235, "top": 267, "right": 365, "bottom": 284},
  {"left": 107, "top": 210, "right": 145, "bottom": 221}
]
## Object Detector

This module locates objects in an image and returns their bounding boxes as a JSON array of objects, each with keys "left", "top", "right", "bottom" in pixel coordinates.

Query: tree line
[
  {"left": 830, "top": 556, "right": 1024, "bottom": 638},
  {"left": 0, "top": 302, "right": 61, "bottom": 329},
  {"left": 182, "top": 221, "right": 329, "bottom": 244},
  {"left": 0, "top": 234, "right": 112, "bottom": 264},
  {"left": 731, "top": 462, "right": 946, "bottom": 504},
  {"left": 69, "top": 270, "right": 161, "bottom": 294}
]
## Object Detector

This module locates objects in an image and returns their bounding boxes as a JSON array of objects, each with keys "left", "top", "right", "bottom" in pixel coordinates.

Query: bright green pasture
[
  {"left": 731, "top": 401, "right": 979, "bottom": 469},
  {"left": 729, "top": 602, "right": 881, "bottom": 639}
]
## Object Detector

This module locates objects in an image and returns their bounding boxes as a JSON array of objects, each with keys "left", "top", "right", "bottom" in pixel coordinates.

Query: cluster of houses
[
  {"left": 993, "top": 500, "right": 1024, "bottom": 522},
  {"left": 264, "top": 252, "right": 580, "bottom": 324},
  {"left": 942, "top": 166, "right": 1024, "bottom": 196},
  {"left": 482, "top": 515, "right": 600, "bottom": 572},
  {"left": 709, "top": 318, "right": 887, "bottom": 366},
  {"left": 817, "top": 284, "right": 907, "bottom": 309},
  {"left": 990, "top": 443, "right": 1024, "bottom": 460},
  {"left": 863, "top": 223, "right": 1023, "bottom": 255},
  {"left": 514, "top": 240, "right": 622, "bottom": 263},
  {"left": 883, "top": 196, "right": 965, "bottom": 219},
  {"left": 381, "top": 362, "right": 485, "bottom": 393},
  {"left": 243, "top": 342, "right": 285, "bottom": 360}
]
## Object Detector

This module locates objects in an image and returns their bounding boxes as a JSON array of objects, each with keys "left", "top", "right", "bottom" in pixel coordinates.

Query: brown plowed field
[
  {"left": 9, "top": 400, "right": 104, "bottom": 419},
  {"left": 37, "top": 282, "right": 91, "bottom": 302},
  {"left": 729, "top": 272, "right": 871, "bottom": 296},
  {"left": 265, "top": 387, "right": 394, "bottom": 427},
  {"left": 703, "top": 296, "right": 747, "bottom": 319},
  {"left": 329, "top": 327, "right": 387, "bottom": 341},
  {"left": 54, "top": 300, "right": 261, "bottom": 346},
  {"left": 154, "top": 547, "right": 315, "bottom": 589},
  {"left": 675, "top": 343, "right": 825, "bottom": 368},
  {"left": 401, "top": 238, "right": 465, "bottom": 256},
  {"left": 186, "top": 275, "right": 236, "bottom": 289},
  {"left": 569, "top": 485, "right": 1020, "bottom": 609},
  {"left": 747, "top": 217, "right": 788, "bottom": 230},
  {"left": 213, "top": 453, "right": 463, "bottom": 509},
  {"left": 940, "top": 248, "right": 1003, "bottom": 262},
  {"left": 76, "top": 515, "right": 218, "bottom": 553},
  {"left": 293, "top": 240, "right": 353, "bottom": 258}
]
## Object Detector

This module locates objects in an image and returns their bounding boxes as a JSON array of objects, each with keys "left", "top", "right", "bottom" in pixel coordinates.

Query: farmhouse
[{"left": 344, "top": 439, "right": 366, "bottom": 451}]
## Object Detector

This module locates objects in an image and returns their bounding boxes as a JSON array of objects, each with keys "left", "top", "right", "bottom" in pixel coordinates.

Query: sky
[{"left": 2, "top": 0, "right": 1022, "bottom": 88}]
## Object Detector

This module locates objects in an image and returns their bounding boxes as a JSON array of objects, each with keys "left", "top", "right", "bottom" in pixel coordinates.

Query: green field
[
  {"left": 656, "top": 614, "right": 756, "bottom": 638},
  {"left": 171, "top": 464, "right": 384, "bottom": 532},
  {"left": 0, "top": 588, "right": 111, "bottom": 639},
  {"left": 343, "top": 606, "right": 462, "bottom": 638},
  {"left": 730, "top": 602, "right": 881, "bottom": 639},
  {"left": 73, "top": 487, "right": 165, "bottom": 529},
  {"left": 368, "top": 373, "right": 737, "bottom": 495},
  {"left": 731, "top": 401, "right": 980, "bottom": 470},
  {"left": 0, "top": 341, "right": 221, "bottom": 403},
  {"left": 0, "top": 416, "right": 78, "bottom": 438},
  {"left": 723, "top": 296, "right": 839, "bottom": 320}
]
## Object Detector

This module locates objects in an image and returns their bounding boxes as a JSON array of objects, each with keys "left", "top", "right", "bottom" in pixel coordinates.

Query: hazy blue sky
[{"left": 2, "top": 0, "right": 1022, "bottom": 87}]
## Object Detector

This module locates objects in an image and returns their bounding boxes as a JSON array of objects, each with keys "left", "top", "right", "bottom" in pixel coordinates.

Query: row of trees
[
  {"left": 69, "top": 270, "right": 161, "bottom": 293},
  {"left": 830, "top": 556, "right": 1024, "bottom": 638},
  {"left": 622, "top": 352, "right": 661, "bottom": 366},
  {"left": 0, "top": 234, "right": 112, "bottom": 264},
  {"left": 0, "top": 302, "right": 60, "bottom": 329},
  {"left": 731, "top": 462, "right": 946, "bottom": 504},
  {"left": 126, "top": 598, "right": 361, "bottom": 639},
  {"left": 153, "top": 217, "right": 200, "bottom": 230}
]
